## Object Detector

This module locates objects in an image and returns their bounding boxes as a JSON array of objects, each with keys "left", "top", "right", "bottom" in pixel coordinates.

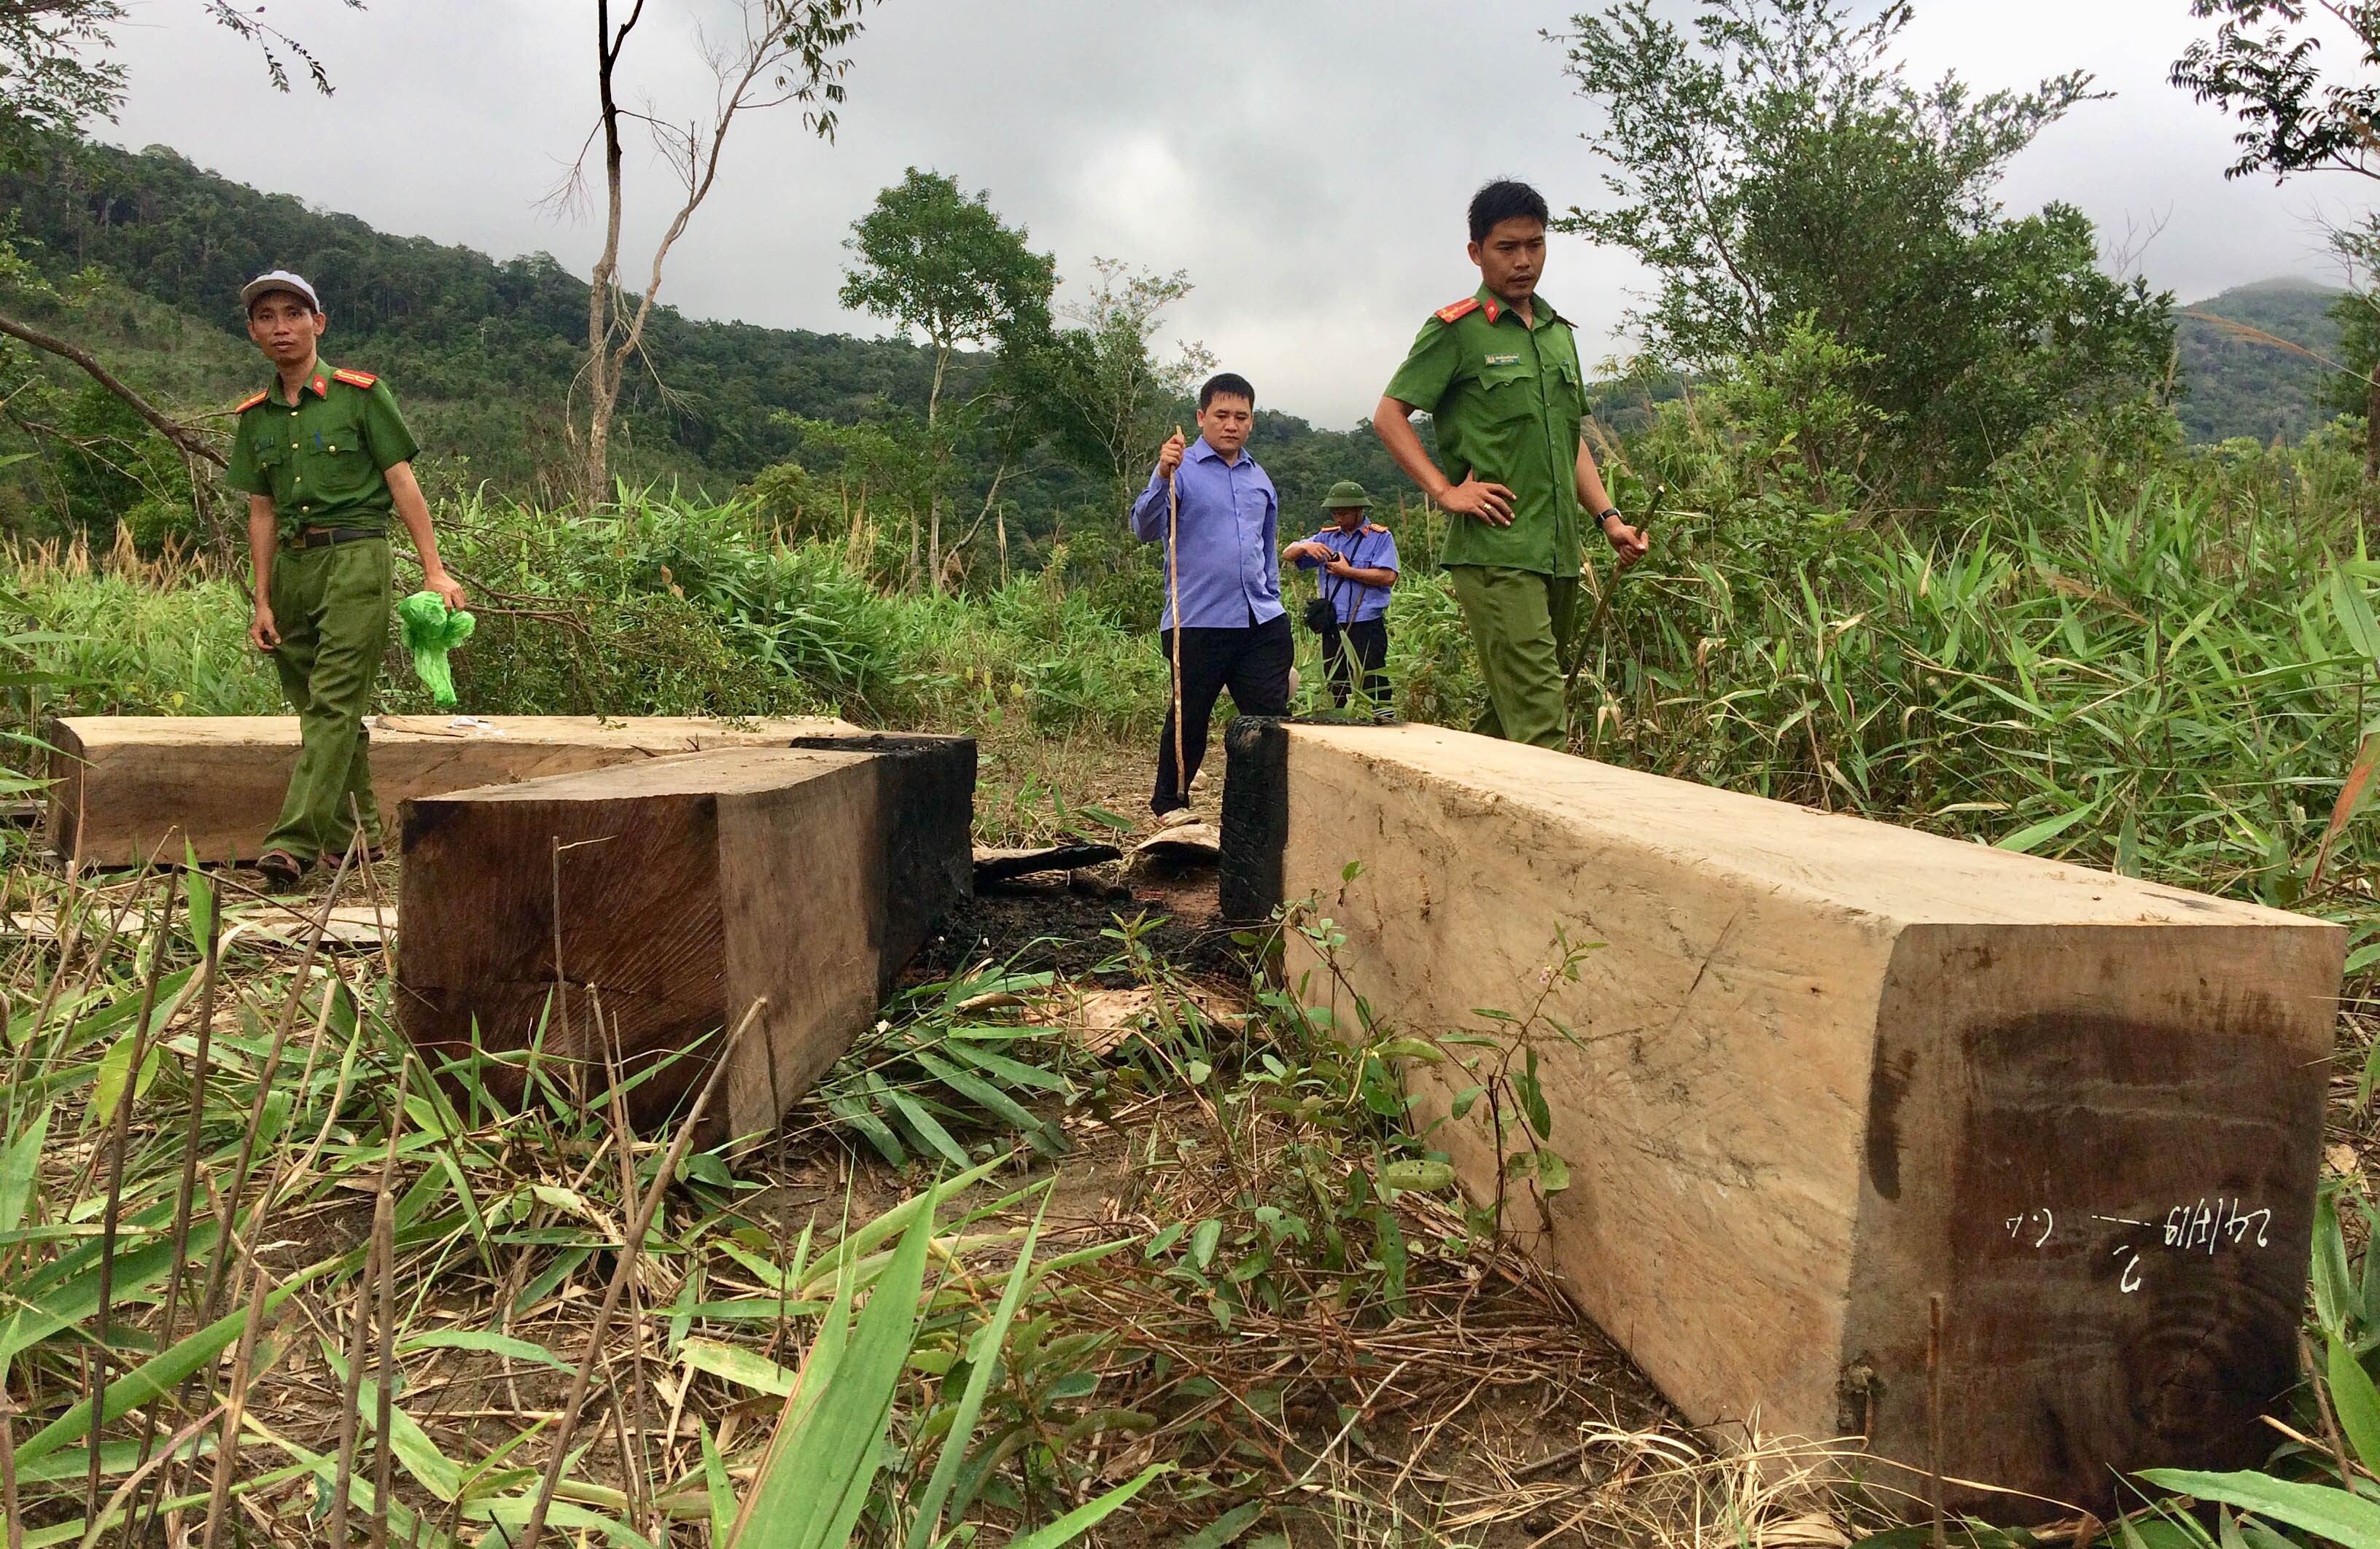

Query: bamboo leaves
[
  {"left": 729, "top": 1192, "right": 1164, "bottom": 1549},
  {"left": 2330, "top": 569, "right": 2380, "bottom": 663}
]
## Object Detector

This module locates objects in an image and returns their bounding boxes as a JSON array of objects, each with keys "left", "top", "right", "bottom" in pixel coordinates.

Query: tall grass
[
  {"left": 7, "top": 392, "right": 2380, "bottom": 1542},
  {"left": 0, "top": 857, "right": 1189, "bottom": 1548},
  {"left": 1574, "top": 400, "right": 2380, "bottom": 953}
]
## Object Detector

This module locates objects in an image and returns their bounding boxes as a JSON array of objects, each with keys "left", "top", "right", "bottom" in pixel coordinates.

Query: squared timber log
[
  {"left": 42, "top": 714, "right": 860, "bottom": 867},
  {"left": 1221, "top": 717, "right": 2343, "bottom": 1521},
  {"left": 395, "top": 738, "right": 973, "bottom": 1141}
]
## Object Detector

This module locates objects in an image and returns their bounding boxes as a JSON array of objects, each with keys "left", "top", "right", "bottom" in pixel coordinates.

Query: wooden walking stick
[{"left": 1166, "top": 424, "right": 1188, "bottom": 808}]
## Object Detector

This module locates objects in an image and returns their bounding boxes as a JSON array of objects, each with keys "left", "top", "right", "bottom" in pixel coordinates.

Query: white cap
[{"left": 239, "top": 270, "right": 319, "bottom": 313}]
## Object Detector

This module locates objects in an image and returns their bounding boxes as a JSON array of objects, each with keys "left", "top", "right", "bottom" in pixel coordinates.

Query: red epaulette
[
  {"left": 1434, "top": 297, "right": 1481, "bottom": 324},
  {"left": 235, "top": 389, "right": 268, "bottom": 412},
  {"left": 331, "top": 367, "right": 379, "bottom": 389},
  {"left": 1364, "top": 523, "right": 1390, "bottom": 535}
]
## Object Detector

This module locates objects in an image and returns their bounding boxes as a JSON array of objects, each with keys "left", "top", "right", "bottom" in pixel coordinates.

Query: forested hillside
[
  {"left": 2174, "top": 276, "right": 2344, "bottom": 443},
  {"left": 0, "top": 141, "right": 1409, "bottom": 545}
]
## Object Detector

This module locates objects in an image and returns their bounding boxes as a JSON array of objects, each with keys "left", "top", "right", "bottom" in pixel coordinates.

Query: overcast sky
[{"left": 97, "top": 0, "right": 2371, "bottom": 427}]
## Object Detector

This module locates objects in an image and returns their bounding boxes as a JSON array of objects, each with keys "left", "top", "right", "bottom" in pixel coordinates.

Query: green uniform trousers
[
  {"left": 1447, "top": 563, "right": 1579, "bottom": 751},
  {"left": 262, "top": 537, "right": 392, "bottom": 862}
]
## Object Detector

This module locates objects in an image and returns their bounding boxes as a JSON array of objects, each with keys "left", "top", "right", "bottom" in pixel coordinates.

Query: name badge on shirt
[{"left": 1485, "top": 353, "right": 1520, "bottom": 366}]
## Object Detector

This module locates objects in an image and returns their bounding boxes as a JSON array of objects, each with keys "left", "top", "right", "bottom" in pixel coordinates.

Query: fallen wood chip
[
  {"left": 1022, "top": 982, "right": 1244, "bottom": 1056},
  {"left": 1131, "top": 822, "right": 1219, "bottom": 863},
  {"left": 221, "top": 904, "right": 394, "bottom": 953},
  {"left": 973, "top": 843, "right": 1125, "bottom": 884},
  {"left": 1, "top": 909, "right": 59, "bottom": 939},
  {"left": 370, "top": 714, "right": 508, "bottom": 738}
]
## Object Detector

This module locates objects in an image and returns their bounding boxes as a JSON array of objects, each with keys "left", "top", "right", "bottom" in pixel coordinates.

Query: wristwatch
[{"left": 1596, "top": 508, "right": 1624, "bottom": 526}]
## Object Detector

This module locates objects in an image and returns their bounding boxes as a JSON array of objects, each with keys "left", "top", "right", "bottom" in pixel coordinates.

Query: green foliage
[
  {"left": 1029, "top": 258, "right": 1214, "bottom": 509},
  {"left": 0, "top": 141, "right": 1416, "bottom": 561},
  {"left": 1582, "top": 340, "right": 2380, "bottom": 943},
  {"left": 839, "top": 168, "right": 1057, "bottom": 367},
  {"left": 2, "top": 484, "right": 1183, "bottom": 738},
  {"left": 1701, "top": 316, "right": 1891, "bottom": 518},
  {"left": 734, "top": 1195, "right": 1165, "bottom": 1549},
  {"left": 1555, "top": 0, "right": 2172, "bottom": 502},
  {"left": 0, "top": 857, "right": 1179, "bottom": 1549},
  {"left": 52, "top": 378, "right": 198, "bottom": 542},
  {"left": 2172, "top": 1, "right": 2380, "bottom": 183},
  {"left": 0, "top": 4, "right": 125, "bottom": 168}
]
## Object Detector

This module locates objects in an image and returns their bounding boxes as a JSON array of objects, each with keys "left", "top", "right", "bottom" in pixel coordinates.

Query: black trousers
[
  {"left": 1321, "top": 618, "right": 1389, "bottom": 709},
  {"left": 1152, "top": 612, "right": 1293, "bottom": 813}
]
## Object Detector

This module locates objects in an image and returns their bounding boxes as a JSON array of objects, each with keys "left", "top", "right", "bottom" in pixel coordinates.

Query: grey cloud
[{"left": 103, "top": 0, "right": 2333, "bottom": 426}]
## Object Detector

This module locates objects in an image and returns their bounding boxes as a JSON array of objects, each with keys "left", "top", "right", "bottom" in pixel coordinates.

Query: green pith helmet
[
  {"left": 396, "top": 591, "right": 475, "bottom": 708},
  {"left": 1323, "top": 480, "right": 1371, "bottom": 510}
]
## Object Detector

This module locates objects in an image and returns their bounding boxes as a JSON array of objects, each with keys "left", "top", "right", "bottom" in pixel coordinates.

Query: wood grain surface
[
  {"left": 1227, "top": 719, "right": 2340, "bottom": 1521},
  {"left": 395, "top": 740, "right": 973, "bottom": 1139},
  {"left": 44, "top": 714, "right": 858, "bottom": 865}
]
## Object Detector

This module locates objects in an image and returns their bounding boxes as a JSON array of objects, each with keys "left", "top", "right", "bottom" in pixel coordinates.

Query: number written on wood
[{"left": 1998, "top": 1198, "right": 2273, "bottom": 1297}]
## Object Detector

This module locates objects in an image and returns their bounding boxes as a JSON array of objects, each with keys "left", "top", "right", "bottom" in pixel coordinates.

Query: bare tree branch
[
  {"left": 572, "top": 0, "right": 869, "bottom": 509},
  {"left": 0, "top": 306, "right": 224, "bottom": 467}
]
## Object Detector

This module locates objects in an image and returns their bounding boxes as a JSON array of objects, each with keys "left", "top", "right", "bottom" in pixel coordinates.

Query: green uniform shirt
[
  {"left": 1382, "top": 284, "right": 1590, "bottom": 577},
  {"left": 224, "top": 362, "right": 420, "bottom": 539}
]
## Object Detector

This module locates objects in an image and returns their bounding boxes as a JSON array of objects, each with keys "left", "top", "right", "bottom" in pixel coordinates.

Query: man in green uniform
[
  {"left": 225, "top": 269, "right": 467, "bottom": 888},
  {"left": 1374, "top": 180, "right": 1648, "bottom": 749}
]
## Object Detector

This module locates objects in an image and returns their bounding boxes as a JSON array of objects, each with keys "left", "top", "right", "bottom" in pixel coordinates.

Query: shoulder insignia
[
  {"left": 331, "top": 367, "right": 379, "bottom": 389},
  {"left": 234, "top": 390, "right": 268, "bottom": 413},
  {"left": 1365, "top": 523, "right": 1389, "bottom": 535},
  {"left": 1433, "top": 297, "right": 1481, "bottom": 325}
]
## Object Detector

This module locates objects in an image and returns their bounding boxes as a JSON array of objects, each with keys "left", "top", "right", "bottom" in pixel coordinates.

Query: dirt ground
[{"left": 901, "top": 827, "right": 1746, "bottom": 1548}]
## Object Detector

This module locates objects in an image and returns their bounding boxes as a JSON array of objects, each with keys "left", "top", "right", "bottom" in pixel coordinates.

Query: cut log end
[{"left": 396, "top": 738, "right": 973, "bottom": 1140}]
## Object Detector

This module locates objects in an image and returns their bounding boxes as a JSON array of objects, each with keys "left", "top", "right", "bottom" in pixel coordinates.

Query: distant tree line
[{"left": 0, "top": 141, "right": 1409, "bottom": 571}]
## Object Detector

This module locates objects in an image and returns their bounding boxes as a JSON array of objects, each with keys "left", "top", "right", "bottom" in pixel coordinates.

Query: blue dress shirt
[
  {"left": 1130, "top": 437, "right": 1284, "bottom": 631},
  {"left": 1293, "top": 523, "right": 1401, "bottom": 624}
]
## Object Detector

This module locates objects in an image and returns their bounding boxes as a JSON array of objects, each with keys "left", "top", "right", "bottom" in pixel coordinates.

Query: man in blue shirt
[
  {"left": 1130, "top": 372, "right": 1290, "bottom": 817},
  {"left": 1286, "top": 480, "right": 1399, "bottom": 714}
]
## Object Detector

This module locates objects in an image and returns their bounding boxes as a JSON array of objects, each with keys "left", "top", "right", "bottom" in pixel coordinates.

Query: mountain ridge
[{"left": 2174, "top": 277, "right": 2344, "bottom": 444}]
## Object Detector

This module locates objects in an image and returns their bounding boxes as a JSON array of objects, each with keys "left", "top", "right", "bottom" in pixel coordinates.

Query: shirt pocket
[
  {"left": 1549, "top": 356, "right": 1589, "bottom": 421},
  {"left": 1476, "top": 359, "right": 1541, "bottom": 422},
  {"left": 318, "top": 417, "right": 374, "bottom": 469}
]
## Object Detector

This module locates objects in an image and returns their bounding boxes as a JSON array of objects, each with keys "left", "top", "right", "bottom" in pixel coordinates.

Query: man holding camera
[{"left": 1285, "top": 481, "right": 1399, "bottom": 715}]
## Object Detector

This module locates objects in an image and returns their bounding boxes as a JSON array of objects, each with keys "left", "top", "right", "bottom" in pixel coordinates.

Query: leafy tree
[
  {"left": 3, "top": 1, "right": 354, "bottom": 166},
  {"left": 773, "top": 410, "right": 931, "bottom": 588},
  {"left": 2172, "top": 2, "right": 2380, "bottom": 472},
  {"left": 839, "top": 168, "right": 1055, "bottom": 591},
  {"left": 1555, "top": 0, "right": 2172, "bottom": 502},
  {"left": 1035, "top": 258, "right": 1213, "bottom": 511},
  {"left": 0, "top": 1, "right": 123, "bottom": 166}
]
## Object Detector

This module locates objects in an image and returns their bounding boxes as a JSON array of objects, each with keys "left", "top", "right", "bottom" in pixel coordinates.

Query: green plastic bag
[{"left": 396, "top": 590, "right": 475, "bottom": 709}]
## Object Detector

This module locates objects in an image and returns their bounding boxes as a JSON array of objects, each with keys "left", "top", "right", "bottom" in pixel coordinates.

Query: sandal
[{"left": 254, "top": 849, "right": 307, "bottom": 891}]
